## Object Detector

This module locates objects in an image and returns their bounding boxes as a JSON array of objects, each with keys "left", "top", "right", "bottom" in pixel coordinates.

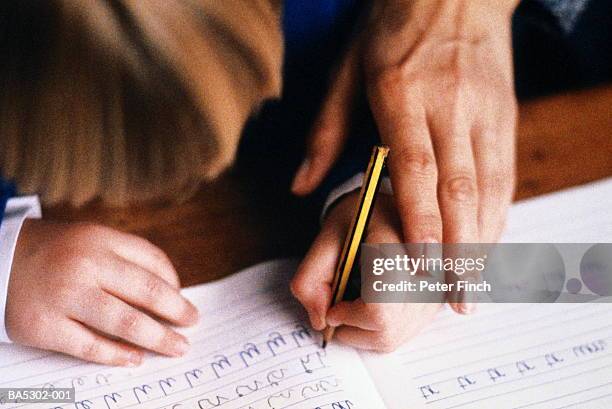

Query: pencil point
[{"left": 322, "top": 340, "right": 327, "bottom": 349}]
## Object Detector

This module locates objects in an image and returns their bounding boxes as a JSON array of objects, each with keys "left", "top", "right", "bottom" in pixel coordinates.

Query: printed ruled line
[
  {"left": 403, "top": 309, "right": 612, "bottom": 366},
  {"left": 413, "top": 325, "right": 612, "bottom": 380},
  {"left": 429, "top": 361, "right": 612, "bottom": 408},
  {"left": 555, "top": 391, "right": 612, "bottom": 409},
  {"left": 3, "top": 296, "right": 298, "bottom": 388},
  {"left": 402, "top": 304, "right": 593, "bottom": 357},
  {"left": 0, "top": 287, "right": 293, "bottom": 375},
  {"left": 153, "top": 374, "right": 338, "bottom": 409},
  {"left": 125, "top": 350, "right": 327, "bottom": 409},
  {"left": 513, "top": 380, "right": 612, "bottom": 408},
  {"left": 420, "top": 342, "right": 612, "bottom": 397},
  {"left": 8, "top": 323, "right": 313, "bottom": 409},
  {"left": 280, "top": 390, "right": 344, "bottom": 409}
]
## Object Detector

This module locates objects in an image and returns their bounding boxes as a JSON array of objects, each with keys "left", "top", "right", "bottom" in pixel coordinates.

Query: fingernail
[
  {"left": 125, "top": 352, "right": 143, "bottom": 367},
  {"left": 459, "top": 289, "right": 477, "bottom": 314},
  {"left": 171, "top": 337, "right": 190, "bottom": 357},
  {"left": 291, "top": 159, "right": 311, "bottom": 192}
]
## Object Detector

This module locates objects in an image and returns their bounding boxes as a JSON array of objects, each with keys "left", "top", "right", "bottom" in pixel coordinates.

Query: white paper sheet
[
  {"left": 502, "top": 177, "right": 612, "bottom": 243},
  {"left": 0, "top": 260, "right": 385, "bottom": 409},
  {"left": 2, "top": 178, "right": 612, "bottom": 409},
  {"left": 361, "top": 178, "right": 612, "bottom": 409}
]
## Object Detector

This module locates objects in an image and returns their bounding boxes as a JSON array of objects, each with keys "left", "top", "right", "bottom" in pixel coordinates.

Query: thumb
[{"left": 291, "top": 45, "right": 360, "bottom": 195}]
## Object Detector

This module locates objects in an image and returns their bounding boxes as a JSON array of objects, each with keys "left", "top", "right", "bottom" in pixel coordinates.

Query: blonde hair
[{"left": 0, "top": 0, "right": 282, "bottom": 206}]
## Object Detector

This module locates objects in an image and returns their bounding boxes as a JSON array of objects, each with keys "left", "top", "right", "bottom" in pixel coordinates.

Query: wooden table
[{"left": 44, "top": 86, "right": 612, "bottom": 287}]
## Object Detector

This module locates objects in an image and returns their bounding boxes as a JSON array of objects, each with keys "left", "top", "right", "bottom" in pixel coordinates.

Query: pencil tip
[{"left": 321, "top": 340, "right": 327, "bottom": 349}]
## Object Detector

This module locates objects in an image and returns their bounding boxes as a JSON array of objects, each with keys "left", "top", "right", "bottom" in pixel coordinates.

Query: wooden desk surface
[{"left": 44, "top": 86, "right": 612, "bottom": 287}]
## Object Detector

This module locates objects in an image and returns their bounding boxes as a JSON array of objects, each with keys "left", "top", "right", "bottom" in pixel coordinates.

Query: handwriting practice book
[
  {"left": 363, "top": 179, "right": 612, "bottom": 409},
  {"left": 1, "top": 178, "right": 612, "bottom": 409},
  {"left": 0, "top": 260, "right": 386, "bottom": 409}
]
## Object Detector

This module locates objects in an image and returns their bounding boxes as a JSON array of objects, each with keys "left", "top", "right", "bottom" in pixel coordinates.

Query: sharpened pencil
[{"left": 322, "top": 145, "right": 389, "bottom": 348}]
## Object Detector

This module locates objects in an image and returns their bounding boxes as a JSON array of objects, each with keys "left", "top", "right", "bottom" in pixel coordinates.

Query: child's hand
[
  {"left": 291, "top": 193, "right": 441, "bottom": 352},
  {"left": 6, "top": 220, "right": 199, "bottom": 366}
]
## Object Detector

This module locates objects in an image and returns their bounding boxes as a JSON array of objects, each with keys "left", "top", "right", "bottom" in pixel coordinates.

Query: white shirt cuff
[
  {"left": 0, "top": 196, "right": 42, "bottom": 343},
  {"left": 321, "top": 172, "right": 393, "bottom": 222}
]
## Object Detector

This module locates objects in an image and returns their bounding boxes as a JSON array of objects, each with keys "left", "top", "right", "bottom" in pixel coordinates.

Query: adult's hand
[{"left": 292, "top": 0, "right": 519, "bottom": 312}]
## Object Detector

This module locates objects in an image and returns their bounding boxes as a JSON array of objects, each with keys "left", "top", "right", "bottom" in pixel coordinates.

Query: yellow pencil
[{"left": 322, "top": 145, "right": 389, "bottom": 348}]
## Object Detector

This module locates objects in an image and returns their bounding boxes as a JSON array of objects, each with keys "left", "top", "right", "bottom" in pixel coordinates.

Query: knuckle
[
  {"left": 441, "top": 175, "right": 477, "bottom": 203},
  {"left": 117, "top": 311, "right": 141, "bottom": 338},
  {"left": 144, "top": 275, "right": 163, "bottom": 297},
  {"left": 95, "top": 292, "right": 113, "bottom": 311},
  {"left": 80, "top": 340, "right": 103, "bottom": 362},
  {"left": 71, "top": 255, "right": 98, "bottom": 275},
  {"left": 395, "top": 147, "right": 437, "bottom": 178},
  {"left": 70, "top": 222, "right": 108, "bottom": 240}
]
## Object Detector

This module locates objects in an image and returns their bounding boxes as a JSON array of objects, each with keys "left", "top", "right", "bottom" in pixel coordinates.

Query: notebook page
[
  {"left": 0, "top": 259, "right": 386, "bottom": 409},
  {"left": 360, "top": 178, "right": 612, "bottom": 409},
  {"left": 502, "top": 177, "right": 612, "bottom": 243}
]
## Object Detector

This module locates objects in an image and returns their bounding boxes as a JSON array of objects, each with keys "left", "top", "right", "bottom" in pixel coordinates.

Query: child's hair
[{"left": 0, "top": 1, "right": 282, "bottom": 206}]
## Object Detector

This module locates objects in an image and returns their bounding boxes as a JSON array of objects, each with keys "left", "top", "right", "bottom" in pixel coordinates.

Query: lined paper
[
  {"left": 363, "top": 303, "right": 612, "bottom": 409},
  {"left": 2, "top": 178, "right": 611, "bottom": 409},
  {"left": 0, "top": 260, "right": 385, "bottom": 409},
  {"left": 362, "top": 178, "right": 612, "bottom": 409},
  {"left": 502, "top": 178, "right": 612, "bottom": 243}
]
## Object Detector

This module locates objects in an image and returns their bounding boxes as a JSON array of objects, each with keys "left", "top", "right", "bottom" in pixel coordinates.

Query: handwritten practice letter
[
  {"left": 0, "top": 260, "right": 385, "bottom": 409},
  {"left": 362, "top": 303, "right": 612, "bottom": 409},
  {"left": 362, "top": 179, "right": 612, "bottom": 409}
]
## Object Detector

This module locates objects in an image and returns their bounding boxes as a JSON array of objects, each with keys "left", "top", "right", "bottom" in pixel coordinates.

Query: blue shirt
[{"left": 0, "top": 180, "right": 15, "bottom": 226}]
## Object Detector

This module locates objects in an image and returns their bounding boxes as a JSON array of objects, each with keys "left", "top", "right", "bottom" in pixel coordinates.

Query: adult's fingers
[
  {"left": 110, "top": 231, "right": 181, "bottom": 288},
  {"left": 368, "top": 80, "right": 442, "bottom": 243},
  {"left": 101, "top": 258, "right": 198, "bottom": 327},
  {"left": 472, "top": 125, "right": 516, "bottom": 243},
  {"left": 73, "top": 292, "right": 190, "bottom": 357},
  {"left": 52, "top": 319, "right": 144, "bottom": 367},
  {"left": 429, "top": 115, "right": 479, "bottom": 244},
  {"left": 427, "top": 111, "right": 479, "bottom": 314},
  {"left": 292, "top": 45, "right": 360, "bottom": 196}
]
